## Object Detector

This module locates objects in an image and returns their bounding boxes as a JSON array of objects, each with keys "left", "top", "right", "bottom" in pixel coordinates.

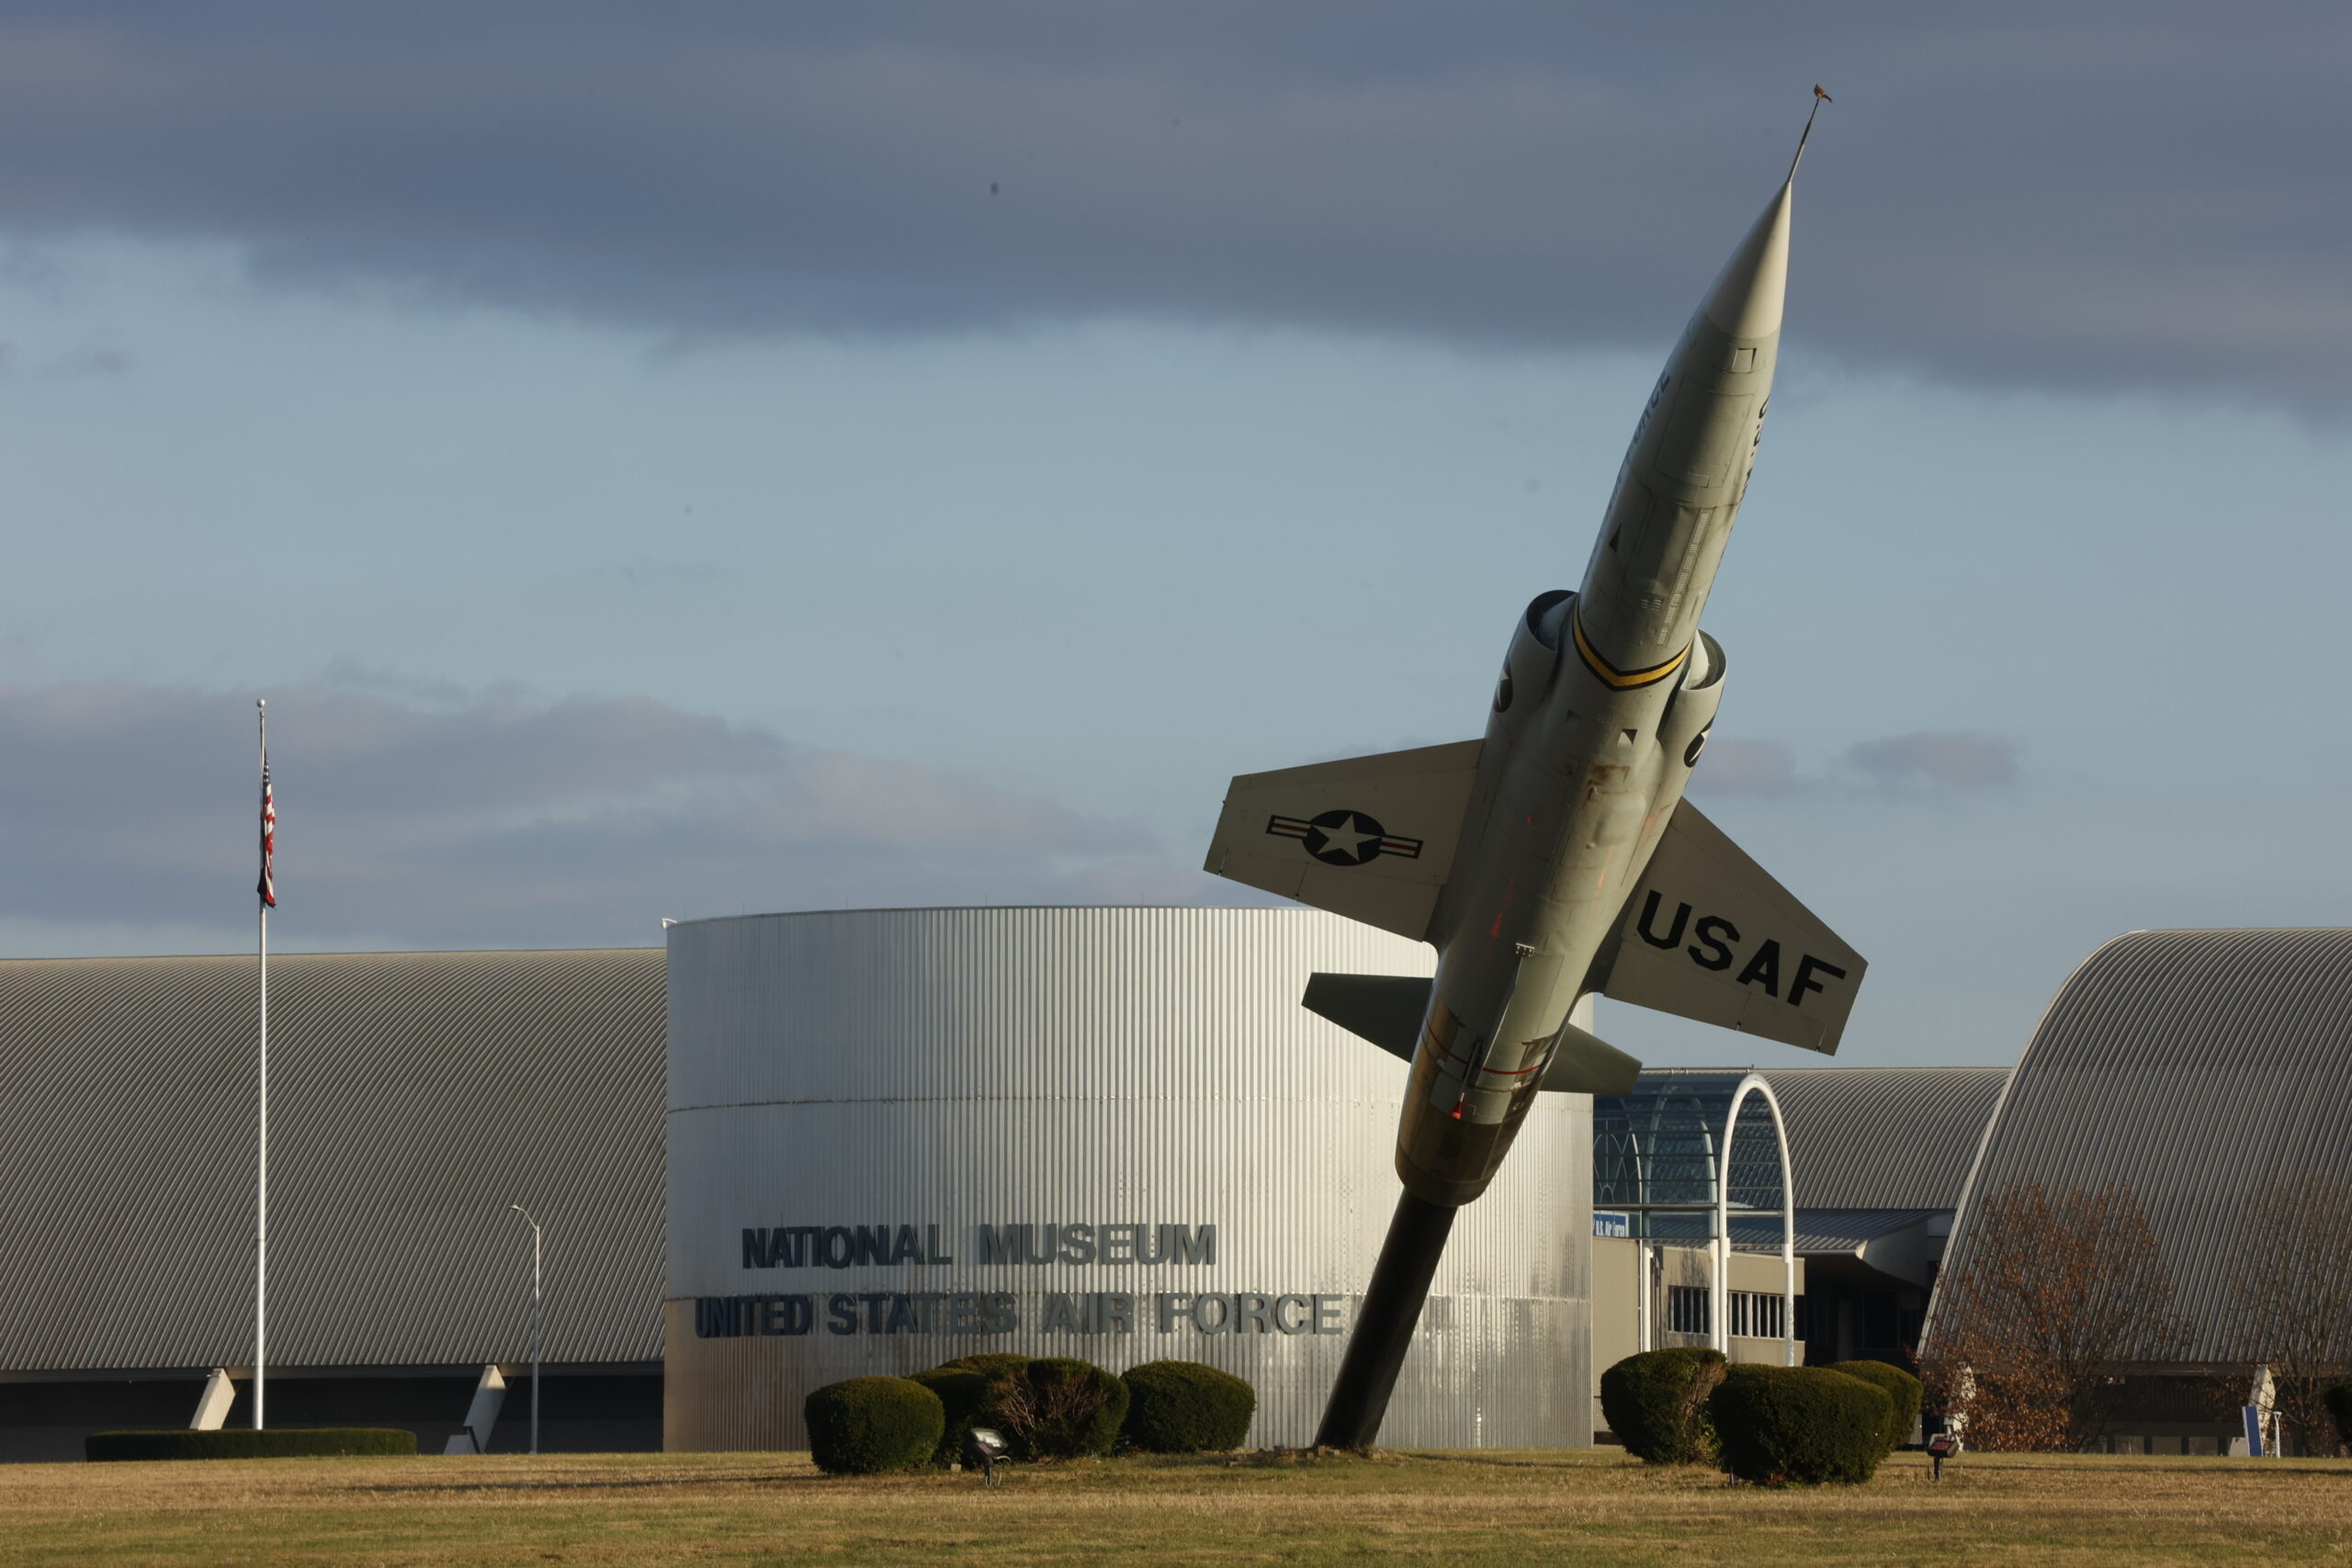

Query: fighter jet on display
[{"left": 1203, "top": 108, "right": 1863, "bottom": 1448}]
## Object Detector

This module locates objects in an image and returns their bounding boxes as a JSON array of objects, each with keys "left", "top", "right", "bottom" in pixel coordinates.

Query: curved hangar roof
[
  {"left": 1625, "top": 1065, "right": 2007, "bottom": 1213},
  {"left": 1761, "top": 1066, "right": 2008, "bottom": 1210},
  {"left": 0, "top": 949, "right": 664, "bottom": 1374},
  {"left": 1940, "top": 930, "right": 2352, "bottom": 1362}
]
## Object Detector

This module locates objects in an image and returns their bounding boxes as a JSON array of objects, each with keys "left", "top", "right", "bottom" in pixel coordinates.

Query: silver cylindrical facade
[{"left": 664, "top": 907, "right": 1592, "bottom": 1450}]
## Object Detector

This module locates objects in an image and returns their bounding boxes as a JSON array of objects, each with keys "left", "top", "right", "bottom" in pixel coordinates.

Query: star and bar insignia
[{"left": 1266, "top": 808, "right": 1424, "bottom": 867}]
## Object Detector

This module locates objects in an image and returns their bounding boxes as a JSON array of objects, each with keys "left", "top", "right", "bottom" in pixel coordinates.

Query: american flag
[{"left": 257, "top": 763, "right": 277, "bottom": 908}]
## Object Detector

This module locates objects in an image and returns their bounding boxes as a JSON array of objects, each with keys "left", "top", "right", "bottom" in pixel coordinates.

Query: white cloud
[
  {"left": 1847, "top": 731, "right": 2017, "bottom": 790},
  {"left": 1690, "top": 731, "right": 2018, "bottom": 797},
  {"left": 0, "top": 679, "right": 1187, "bottom": 952},
  {"left": 1689, "top": 737, "right": 1796, "bottom": 797}
]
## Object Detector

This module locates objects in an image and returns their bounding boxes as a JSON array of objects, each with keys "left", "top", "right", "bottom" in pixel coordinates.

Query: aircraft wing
[
  {"left": 1204, "top": 739, "right": 1482, "bottom": 942},
  {"left": 1600, "top": 797, "right": 1866, "bottom": 1054}
]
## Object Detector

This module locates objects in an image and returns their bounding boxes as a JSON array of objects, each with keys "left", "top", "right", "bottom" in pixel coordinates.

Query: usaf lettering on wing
[{"left": 1634, "top": 890, "right": 1849, "bottom": 1006}]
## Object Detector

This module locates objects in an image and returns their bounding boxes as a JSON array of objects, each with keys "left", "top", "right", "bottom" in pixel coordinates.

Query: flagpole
[{"left": 254, "top": 699, "right": 268, "bottom": 1431}]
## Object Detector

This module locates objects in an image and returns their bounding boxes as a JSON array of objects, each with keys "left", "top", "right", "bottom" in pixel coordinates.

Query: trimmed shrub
[
  {"left": 87, "top": 1428, "right": 416, "bottom": 1461},
  {"left": 934, "top": 1352, "right": 1035, "bottom": 1382},
  {"left": 804, "top": 1377, "right": 945, "bottom": 1475},
  {"left": 1708, "top": 1364, "right": 1890, "bottom": 1485},
  {"left": 991, "top": 1358, "right": 1130, "bottom": 1460},
  {"left": 1827, "top": 1359, "right": 1924, "bottom": 1458},
  {"left": 1121, "top": 1361, "right": 1256, "bottom": 1452},
  {"left": 921, "top": 1354, "right": 1038, "bottom": 1467},
  {"left": 1599, "top": 1348, "right": 1726, "bottom": 1464},
  {"left": 910, "top": 1365, "right": 997, "bottom": 1466}
]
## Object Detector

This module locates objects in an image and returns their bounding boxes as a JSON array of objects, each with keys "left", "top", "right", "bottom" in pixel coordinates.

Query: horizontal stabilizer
[
  {"left": 1302, "top": 972, "right": 1428, "bottom": 1057},
  {"left": 1303, "top": 972, "right": 1642, "bottom": 1095},
  {"left": 1205, "top": 740, "right": 1483, "bottom": 942},
  {"left": 1544, "top": 1025, "right": 1643, "bottom": 1096},
  {"left": 1600, "top": 797, "right": 1865, "bottom": 1054}
]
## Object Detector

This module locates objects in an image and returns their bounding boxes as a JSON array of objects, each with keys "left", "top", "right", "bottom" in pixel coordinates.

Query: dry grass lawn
[{"left": 1, "top": 1447, "right": 2346, "bottom": 1566}]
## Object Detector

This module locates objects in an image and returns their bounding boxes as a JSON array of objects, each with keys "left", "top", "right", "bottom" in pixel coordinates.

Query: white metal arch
[{"left": 1713, "top": 1073, "right": 1797, "bottom": 1366}]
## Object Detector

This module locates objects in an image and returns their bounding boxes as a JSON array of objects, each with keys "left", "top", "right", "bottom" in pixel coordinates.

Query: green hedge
[
  {"left": 910, "top": 1365, "right": 998, "bottom": 1466},
  {"left": 1826, "top": 1360, "right": 1923, "bottom": 1458},
  {"left": 1120, "top": 1361, "right": 1255, "bottom": 1452},
  {"left": 1598, "top": 1348, "right": 1725, "bottom": 1464},
  {"left": 87, "top": 1428, "right": 416, "bottom": 1461},
  {"left": 804, "top": 1377, "right": 945, "bottom": 1474},
  {"left": 994, "top": 1358, "right": 1129, "bottom": 1460},
  {"left": 933, "top": 1352, "right": 1034, "bottom": 1382},
  {"left": 1708, "top": 1365, "right": 1890, "bottom": 1485}
]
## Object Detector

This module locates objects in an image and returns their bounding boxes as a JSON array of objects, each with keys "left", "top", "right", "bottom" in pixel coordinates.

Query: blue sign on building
[{"left": 1594, "top": 1211, "right": 1631, "bottom": 1239}]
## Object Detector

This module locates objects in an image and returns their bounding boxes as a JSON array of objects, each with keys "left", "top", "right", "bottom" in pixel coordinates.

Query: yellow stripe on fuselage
[{"left": 1571, "top": 612, "right": 1689, "bottom": 691}]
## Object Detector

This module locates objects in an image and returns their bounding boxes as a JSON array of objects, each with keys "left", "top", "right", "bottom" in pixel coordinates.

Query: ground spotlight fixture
[{"left": 964, "top": 1425, "right": 1008, "bottom": 1486}]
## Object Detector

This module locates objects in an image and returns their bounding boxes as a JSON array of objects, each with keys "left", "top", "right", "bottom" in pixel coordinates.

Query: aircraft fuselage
[{"left": 1396, "top": 183, "right": 1792, "bottom": 1206}]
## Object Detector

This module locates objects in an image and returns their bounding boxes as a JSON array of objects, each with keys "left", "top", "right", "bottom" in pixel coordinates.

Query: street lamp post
[{"left": 508, "top": 1204, "right": 542, "bottom": 1455}]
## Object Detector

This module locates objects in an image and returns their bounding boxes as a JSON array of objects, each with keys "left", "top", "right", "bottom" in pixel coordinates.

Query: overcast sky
[{"left": 3, "top": 5, "right": 2347, "bottom": 1070}]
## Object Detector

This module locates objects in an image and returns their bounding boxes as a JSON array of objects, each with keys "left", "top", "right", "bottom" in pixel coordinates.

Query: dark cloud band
[{"left": 0, "top": 5, "right": 2341, "bottom": 399}]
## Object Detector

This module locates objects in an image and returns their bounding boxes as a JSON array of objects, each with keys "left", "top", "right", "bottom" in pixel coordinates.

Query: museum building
[
  {"left": 0, "top": 909, "right": 1597, "bottom": 1458},
  {"left": 1931, "top": 929, "right": 2352, "bottom": 1455},
  {"left": 662, "top": 907, "right": 1590, "bottom": 1451},
  {"left": 0, "top": 911, "right": 2331, "bottom": 1460},
  {"left": 0, "top": 946, "right": 668, "bottom": 1461}
]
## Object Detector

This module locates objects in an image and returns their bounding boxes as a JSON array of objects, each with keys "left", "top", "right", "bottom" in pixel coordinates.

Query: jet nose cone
[{"left": 1701, "top": 176, "right": 1793, "bottom": 341}]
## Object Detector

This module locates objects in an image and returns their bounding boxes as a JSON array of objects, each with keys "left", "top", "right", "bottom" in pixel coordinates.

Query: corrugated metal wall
[
  {"left": 665, "top": 908, "right": 1592, "bottom": 1450},
  {"left": 0, "top": 950, "right": 666, "bottom": 1371},
  {"left": 1938, "top": 929, "right": 2352, "bottom": 1362}
]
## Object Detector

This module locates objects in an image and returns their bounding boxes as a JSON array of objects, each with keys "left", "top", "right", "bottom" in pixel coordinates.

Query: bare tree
[
  {"left": 1922, "top": 1181, "right": 2187, "bottom": 1451},
  {"left": 2226, "top": 1172, "right": 2352, "bottom": 1456}
]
